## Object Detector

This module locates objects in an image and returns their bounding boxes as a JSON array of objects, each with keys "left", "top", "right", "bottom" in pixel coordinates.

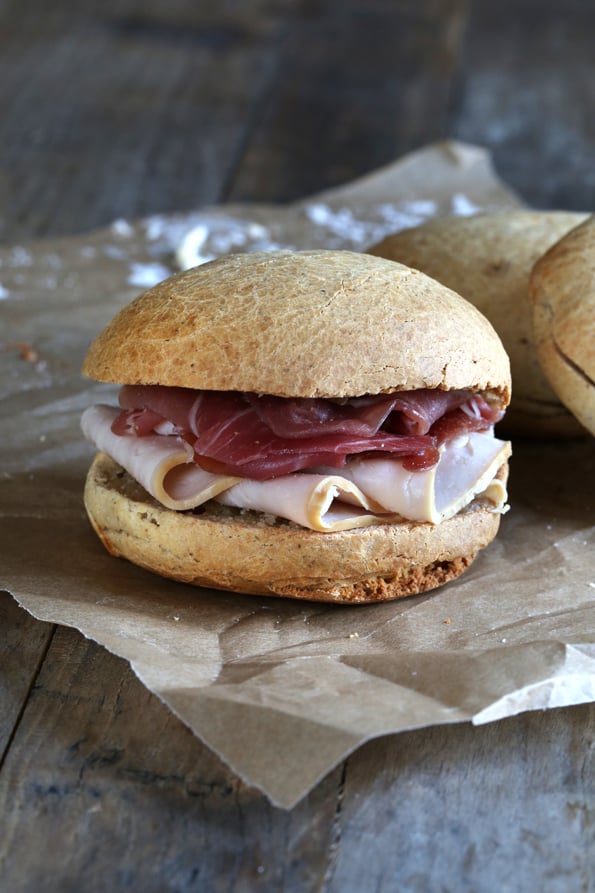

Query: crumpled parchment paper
[{"left": 1, "top": 142, "right": 594, "bottom": 808}]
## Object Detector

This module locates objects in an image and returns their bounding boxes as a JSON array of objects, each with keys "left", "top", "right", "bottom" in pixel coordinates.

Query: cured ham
[
  {"left": 244, "top": 392, "right": 399, "bottom": 437},
  {"left": 111, "top": 385, "right": 502, "bottom": 478}
]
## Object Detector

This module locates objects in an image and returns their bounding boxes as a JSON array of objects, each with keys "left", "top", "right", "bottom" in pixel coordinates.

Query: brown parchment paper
[{"left": 1, "top": 142, "right": 594, "bottom": 809}]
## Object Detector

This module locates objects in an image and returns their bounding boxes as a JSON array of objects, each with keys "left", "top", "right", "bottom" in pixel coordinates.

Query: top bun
[
  {"left": 83, "top": 249, "right": 510, "bottom": 403},
  {"left": 368, "top": 211, "right": 587, "bottom": 436},
  {"left": 530, "top": 216, "right": 595, "bottom": 436}
]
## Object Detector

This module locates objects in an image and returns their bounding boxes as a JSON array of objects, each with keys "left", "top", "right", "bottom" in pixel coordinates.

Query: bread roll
[
  {"left": 530, "top": 216, "right": 595, "bottom": 436},
  {"left": 369, "top": 211, "right": 588, "bottom": 436},
  {"left": 85, "top": 452, "right": 507, "bottom": 604},
  {"left": 84, "top": 249, "right": 510, "bottom": 404}
]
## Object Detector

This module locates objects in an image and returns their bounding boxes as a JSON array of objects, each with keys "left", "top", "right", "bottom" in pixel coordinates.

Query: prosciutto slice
[
  {"left": 191, "top": 412, "right": 439, "bottom": 478},
  {"left": 244, "top": 392, "right": 399, "bottom": 437},
  {"left": 111, "top": 385, "right": 502, "bottom": 479}
]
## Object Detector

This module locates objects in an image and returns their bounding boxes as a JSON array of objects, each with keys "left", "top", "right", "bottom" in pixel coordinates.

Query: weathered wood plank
[
  {"left": 330, "top": 706, "right": 595, "bottom": 892},
  {"left": 0, "top": 0, "right": 294, "bottom": 240},
  {"left": 0, "top": 625, "right": 341, "bottom": 892},
  {"left": 227, "top": 0, "right": 469, "bottom": 203},
  {"left": 452, "top": 0, "right": 595, "bottom": 209},
  {"left": 3, "top": 616, "right": 591, "bottom": 892},
  {"left": 0, "top": 596, "right": 54, "bottom": 760},
  {"left": 0, "top": 0, "right": 473, "bottom": 240}
]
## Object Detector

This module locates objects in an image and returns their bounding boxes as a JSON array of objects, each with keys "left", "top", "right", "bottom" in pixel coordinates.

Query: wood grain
[
  {"left": 334, "top": 709, "right": 595, "bottom": 892},
  {"left": 227, "top": 0, "right": 469, "bottom": 203},
  {"left": 0, "top": 0, "right": 473, "bottom": 238},
  {"left": 0, "top": 626, "right": 341, "bottom": 892},
  {"left": 0, "top": 597, "right": 54, "bottom": 760},
  {"left": 2, "top": 620, "right": 593, "bottom": 891},
  {"left": 451, "top": 0, "right": 595, "bottom": 210},
  {"left": 0, "top": 0, "right": 291, "bottom": 239}
]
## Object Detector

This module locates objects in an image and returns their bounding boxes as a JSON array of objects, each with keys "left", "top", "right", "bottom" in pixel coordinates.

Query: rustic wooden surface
[{"left": 1, "top": 2, "right": 594, "bottom": 891}]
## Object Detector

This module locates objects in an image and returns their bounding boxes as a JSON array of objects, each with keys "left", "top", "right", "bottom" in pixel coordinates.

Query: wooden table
[{"left": 1, "top": 2, "right": 593, "bottom": 890}]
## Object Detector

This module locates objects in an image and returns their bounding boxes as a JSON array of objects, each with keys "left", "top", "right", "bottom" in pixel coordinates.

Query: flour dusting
[
  {"left": 111, "top": 218, "right": 135, "bottom": 239},
  {"left": 10, "top": 246, "right": 33, "bottom": 267},
  {"left": 451, "top": 193, "right": 482, "bottom": 216},
  {"left": 127, "top": 262, "right": 172, "bottom": 288}
]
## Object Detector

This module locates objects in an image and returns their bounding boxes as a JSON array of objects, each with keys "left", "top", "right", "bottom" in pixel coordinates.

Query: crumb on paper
[
  {"left": 451, "top": 193, "right": 482, "bottom": 216},
  {"left": 349, "top": 631, "right": 360, "bottom": 639},
  {"left": 175, "top": 218, "right": 273, "bottom": 270},
  {"left": 104, "top": 244, "right": 129, "bottom": 261},
  {"left": 111, "top": 218, "right": 135, "bottom": 238},
  {"left": 302, "top": 200, "right": 438, "bottom": 249},
  {"left": 172, "top": 197, "right": 448, "bottom": 273},
  {"left": 127, "top": 262, "right": 172, "bottom": 288},
  {"left": 10, "top": 246, "right": 33, "bottom": 267},
  {"left": 444, "top": 617, "right": 451, "bottom": 625},
  {"left": 45, "top": 253, "right": 62, "bottom": 270},
  {"left": 176, "top": 224, "right": 215, "bottom": 268},
  {"left": 2, "top": 341, "right": 41, "bottom": 363},
  {"left": 304, "top": 203, "right": 391, "bottom": 247}
]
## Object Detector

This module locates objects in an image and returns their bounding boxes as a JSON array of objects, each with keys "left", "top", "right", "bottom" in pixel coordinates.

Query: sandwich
[
  {"left": 530, "top": 215, "right": 595, "bottom": 436},
  {"left": 368, "top": 210, "right": 588, "bottom": 437},
  {"left": 81, "top": 249, "right": 512, "bottom": 604}
]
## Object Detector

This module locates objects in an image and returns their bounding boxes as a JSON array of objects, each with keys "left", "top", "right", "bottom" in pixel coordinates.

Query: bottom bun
[{"left": 84, "top": 452, "right": 508, "bottom": 605}]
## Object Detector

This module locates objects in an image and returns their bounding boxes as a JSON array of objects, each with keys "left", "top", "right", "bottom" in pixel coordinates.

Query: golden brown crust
[
  {"left": 530, "top": 216, "right": 595, "bottom": 436},
  {"left": 84, "top": 452, "right": 508, "bottom": 604},
  {"left": 83, "top": 249, "right": 510, "bottom": 405},
  {"left": 369, "top": 212, "right": 587, "bottom": 436}
]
